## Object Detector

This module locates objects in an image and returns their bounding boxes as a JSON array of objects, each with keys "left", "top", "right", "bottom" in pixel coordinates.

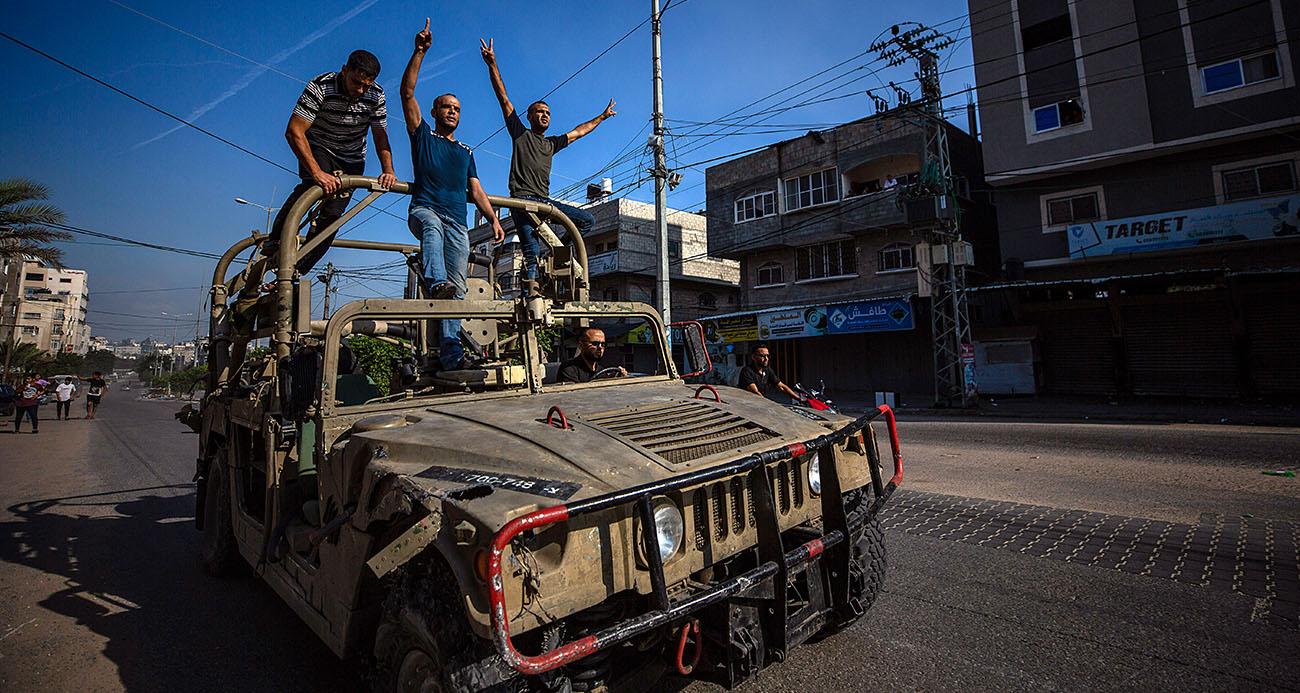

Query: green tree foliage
[
  {"left": 0, "top": 177, "right": 72, "bottom": 267},
  {"left": 1, "top": 339, "right": 51, "bottom": 382},
  {"left": 48, "top": 352, "right": 84, "bottom": 375},
  {"left": 83, "top": 349, "right": 116, "bottom": 376},
  {"left": 346, "top": 335, "right": 408, "bottom": 394},
  {"left": 169, "top": 365, "right": 208, "bottom": 394}
]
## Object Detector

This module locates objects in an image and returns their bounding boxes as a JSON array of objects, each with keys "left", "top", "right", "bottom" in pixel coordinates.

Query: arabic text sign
[
  {"left": 1068, "top": 194, "right": 1300, "bottom": 258},
  {"left": 758, "top": 307, "right": 827, "bottom": 340},
  {"left": 703, "top": 314, "right": 758, "bottom": 344},
  {"left": 826, "top": 299, "right": 914, "bottom": 334}
]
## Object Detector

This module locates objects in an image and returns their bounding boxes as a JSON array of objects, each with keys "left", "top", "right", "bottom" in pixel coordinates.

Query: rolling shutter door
[
  {"left": 1030, "top": 305, "right": 1115, "bottom": 395},
  {"left": 1121, "top": 292, "right": 1236, "bottom": 398},
  {"left": 1243, "top": 291, "right": 1300, "bottom": 396}
]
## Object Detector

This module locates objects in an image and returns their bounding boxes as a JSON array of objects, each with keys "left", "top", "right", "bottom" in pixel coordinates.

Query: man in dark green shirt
[{"left": 480, "top": 38, "right": 616, "bottom": 282}]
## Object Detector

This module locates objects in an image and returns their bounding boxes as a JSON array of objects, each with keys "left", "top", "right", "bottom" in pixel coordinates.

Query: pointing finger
[{"left": 424, "top": 18, "right": 429, "bottom": 32}]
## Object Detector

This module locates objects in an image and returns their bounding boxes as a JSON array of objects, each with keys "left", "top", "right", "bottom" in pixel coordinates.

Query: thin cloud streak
[{"left": 133, "top": 0, "right": 380, "bottom": 149}]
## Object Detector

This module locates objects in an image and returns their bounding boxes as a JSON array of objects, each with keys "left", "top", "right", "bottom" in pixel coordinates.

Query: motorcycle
[{"left": 793, "top": 380, "right": 836, "bottom": 413}]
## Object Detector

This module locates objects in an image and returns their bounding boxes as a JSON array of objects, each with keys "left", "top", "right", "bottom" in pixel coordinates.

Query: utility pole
[
  {"left": 650, "top": 0, "right": 671, "bottom": 330},
  {"left": 321, "top": 262, "right": 337, "bottom": 318},
  {"left": 871, "top": 24, "right": 973, "bottom": 408}
]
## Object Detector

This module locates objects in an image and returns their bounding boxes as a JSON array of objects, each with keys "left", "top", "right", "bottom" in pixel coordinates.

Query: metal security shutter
[
  {"left": 1243, "top": 291, "right": 1300, "bottom": 396},
  {"left": 1029, "top": 305, "right": 1115, "bottom": 395},
  {"left": 1121, "top": 292, "right": 1236, "bottom": 398}
]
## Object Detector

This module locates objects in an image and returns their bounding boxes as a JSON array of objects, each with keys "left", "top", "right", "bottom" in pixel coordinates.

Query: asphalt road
[{"left": 0, "top": 393, "right": 1296, "bottom": 691}]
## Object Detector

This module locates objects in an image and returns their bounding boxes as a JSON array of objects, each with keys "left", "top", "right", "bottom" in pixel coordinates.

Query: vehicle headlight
[
  {"left": 808, "top": 457, "right": 822, "bottom": 496},
  {"left": 648, "top": 498, "right": 684, "bottom": 561}
]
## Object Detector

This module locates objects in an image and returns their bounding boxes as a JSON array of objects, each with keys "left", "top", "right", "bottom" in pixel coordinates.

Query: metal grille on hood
[{"left": 581, "top": 400, "right": 776, "bottom": 464}]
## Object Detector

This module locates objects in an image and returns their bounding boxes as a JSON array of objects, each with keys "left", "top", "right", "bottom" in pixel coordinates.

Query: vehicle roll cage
[{"left": 208, "top": 175, "right": 592, "bottom": 393}]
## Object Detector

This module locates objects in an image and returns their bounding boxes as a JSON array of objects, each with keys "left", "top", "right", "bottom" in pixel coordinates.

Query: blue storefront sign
[
  {"left": 1068, "top": 194, "right": 1300, "bottom": 258},
  {"left": 826, "top": 298, "right": 913, "bottom": 334}
]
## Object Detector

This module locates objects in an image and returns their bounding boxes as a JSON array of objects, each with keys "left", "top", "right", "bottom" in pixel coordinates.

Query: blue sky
[{"left": 2, "top": 0, "right": 977, "bottom": 341}]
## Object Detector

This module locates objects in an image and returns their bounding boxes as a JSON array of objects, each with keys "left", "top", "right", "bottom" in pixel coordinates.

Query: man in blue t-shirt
[
  {"left": 480, "top": 37, "right": 616, "bottom": 283},
  {"left": 403, "top": 19, "right": 505, "bottom": 372}
]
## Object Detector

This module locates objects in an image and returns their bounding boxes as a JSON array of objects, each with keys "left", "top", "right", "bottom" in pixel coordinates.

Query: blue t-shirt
[{"left": 409, "top": 121, "right": 478, "bottom": 225}]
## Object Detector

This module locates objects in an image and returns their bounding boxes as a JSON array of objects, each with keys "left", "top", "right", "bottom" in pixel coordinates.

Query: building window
[
  {"left": 698, "top": 293, "right": 717, "bottom": 310},
  {"left": 24, "top": 273, "right": 43, "bottom": 281},
  {"left": 53, "top": 325, "right": 63, "bottom": 335},
  {"left": 669, "top": 240, "right": 681, "bottom": 259},
  {"left": 756, "top": 262, "right": 784, "bottom": 287},
  {"left": 877, "top": 243, "right": 916, "bottom": 272},
  {"left": 54, "top": 309, "right": 65, "bottom": 319},
  {"left": 21, "top": 326, "right": 38, "bottom": 335},
  {"left": 59, "top": 278, "right": 72, "bottom": 284},
  {"left": 1020, "top": 14, "right": 1072, "bottom": 51},
  {"left": 22, "top": 312, "right": 40, "bottom": 319},
  {"left": 1202, "top": 52, "right": 1280, "bottom": 95},
  {"left": 783, "top": 168, "right": 839, "bottom": 212},
  {"left": 1032, "top": 99, "right": 1084, "bottom": 133},
  {"left": 796, "top": 240, "right": 856, "bottom": 281},
  {"left": 1222, "top": 161, "right": 1297, "bottom": 201},
  {"left": 51, "top": 341, "right": 61, "bottom": 351},
  {"left": 734, "top": 190, "right": 776, "bottom": 222},
  {"left": 1046, "top": 192, "right": 1100, "bottom": 226}
]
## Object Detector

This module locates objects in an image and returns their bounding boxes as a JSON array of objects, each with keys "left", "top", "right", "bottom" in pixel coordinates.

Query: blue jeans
[
  {"left": 408, "top": 205, "right": 469, "bottom": 370},
  {"left": 509, "top": 197, "right": 595, "bottom": 280}
]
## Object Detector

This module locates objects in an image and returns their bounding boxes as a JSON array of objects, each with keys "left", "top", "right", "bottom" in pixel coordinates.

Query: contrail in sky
[{"left": 133, "top": 0, "right": 379, "bottom": 149}]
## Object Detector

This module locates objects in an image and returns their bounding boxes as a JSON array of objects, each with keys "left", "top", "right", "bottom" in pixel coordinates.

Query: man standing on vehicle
[
  {"left": 557, "top": 327, "right": 626, "bottom": 383},
  {"left": 55, "top": 377, "right": 76, "bottom": 420},
  {"left": 404, "top": 19, "right": 505, "bottom": 372},
  {"left": 263, "top": 49, "right": 399, "bottom": 275},
  {"left": 480, "top": 38, "right": 615, "bottom": 285},
  {"left": 738, "top": 345, "right": 802, "bottom": 402}
]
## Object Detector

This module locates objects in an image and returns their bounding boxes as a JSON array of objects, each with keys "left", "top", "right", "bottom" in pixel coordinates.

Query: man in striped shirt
[{"left": 265, "top": 49, "right": 398, "bottom": 275}]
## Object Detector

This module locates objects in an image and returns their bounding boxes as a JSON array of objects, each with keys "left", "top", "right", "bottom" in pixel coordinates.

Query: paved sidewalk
[{"left": 835, "top": 393, "right": 1299, "bottom": 427}]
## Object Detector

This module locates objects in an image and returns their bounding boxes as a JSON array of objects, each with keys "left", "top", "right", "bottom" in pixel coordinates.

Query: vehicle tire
[
  {"left": 826, "top": 488, "right": 886, "bottom": 631},
  {"left": 200, "top": 454, "right": 244, "bottom": 576},
  {"left": 373, "top": 559, "right": 503, "bottom": 693}
]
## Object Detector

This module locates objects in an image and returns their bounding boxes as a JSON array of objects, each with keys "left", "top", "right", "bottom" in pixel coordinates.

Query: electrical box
[{"left": 952, "top": 241, "right": 974, "bottom": 266}]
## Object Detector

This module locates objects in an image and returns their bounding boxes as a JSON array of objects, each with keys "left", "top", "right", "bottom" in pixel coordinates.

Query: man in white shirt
[{"left": 55, "top": 377, "right": 77, "bottom": 420}]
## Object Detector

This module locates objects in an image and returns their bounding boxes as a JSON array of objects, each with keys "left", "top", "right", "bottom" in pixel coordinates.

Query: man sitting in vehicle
[
  {"left": 738, "top": 344, "right": 802, "bottom": 401},
  {"left": 557, "top": 327, "right": 626, "bottom": 383}
]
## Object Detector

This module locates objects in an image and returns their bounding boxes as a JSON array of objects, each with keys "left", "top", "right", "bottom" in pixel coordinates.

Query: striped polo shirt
[{"left": 292, "top": 72, "right": 388, "bottom": 164}]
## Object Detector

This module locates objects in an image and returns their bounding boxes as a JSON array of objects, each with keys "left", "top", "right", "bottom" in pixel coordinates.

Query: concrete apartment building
[
  {"left": 702, "top": 115, "right": 995, "bottom": 396},
  {"left": 968, "top": 0, "right": 1299, "bottom": 399},
  {"left": 0, "top": 257, "right": 91, "bottom": 354}
]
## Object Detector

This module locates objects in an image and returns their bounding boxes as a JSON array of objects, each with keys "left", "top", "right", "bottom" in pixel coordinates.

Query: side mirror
[{"left": 669, "top": 321, "right": 713, "bottom": 379}]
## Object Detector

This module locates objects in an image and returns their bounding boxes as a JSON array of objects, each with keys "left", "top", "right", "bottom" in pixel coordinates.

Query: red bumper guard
[{"left": 487, "top": 405, "right": 903, "bottom": 675}]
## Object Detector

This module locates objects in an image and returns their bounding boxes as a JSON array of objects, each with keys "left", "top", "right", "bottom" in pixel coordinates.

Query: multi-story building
[
  {"left": 702, "top": 114, "right": 995, "bottom": 397},
  {"left": 2, "top": 258, "right": 91, "bottom": 354},
  {"left": 968, "top": 0, "right": 1299, "bottom": 399}
]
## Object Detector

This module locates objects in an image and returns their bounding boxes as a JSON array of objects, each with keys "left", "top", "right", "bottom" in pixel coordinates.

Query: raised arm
[
  {"left": 564, "top": 100, "right": 617, "bottom": 145},
  {"left": 401, "top": 19, "right": 432, "bottom": 133},
  {"left": 479, "top": 38, "right": 515, "bottom": 120},
  {"left": 468, "top": 178, "right": 506, "bottom": 244}
]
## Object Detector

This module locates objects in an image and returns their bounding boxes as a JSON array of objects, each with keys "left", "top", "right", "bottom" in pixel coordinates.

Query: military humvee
[{"left": 193, "top": 175, "right": 902, "bottom": 691}]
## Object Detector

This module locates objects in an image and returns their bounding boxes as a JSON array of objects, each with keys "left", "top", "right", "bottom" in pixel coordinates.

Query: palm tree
[
  {"left": 0, "top": 177, "right": 71, "bottom": 267},
  {"left": 0, "top": 338, "right": 50, "bottom": 383}
]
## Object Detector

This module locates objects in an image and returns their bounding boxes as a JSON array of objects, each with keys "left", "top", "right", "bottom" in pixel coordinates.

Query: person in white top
[{"left": 55, "top": 377, "right": 77, "bottom": 420}]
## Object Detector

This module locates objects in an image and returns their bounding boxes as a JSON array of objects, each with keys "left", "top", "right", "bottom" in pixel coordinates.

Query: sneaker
[{"left": 428, "top": 282, "right": 458, "bottom": 300}]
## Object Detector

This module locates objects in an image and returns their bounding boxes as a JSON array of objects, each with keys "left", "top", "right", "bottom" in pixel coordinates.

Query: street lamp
[{"left": 235, "top": 197, "right": 280, "bottom": 236}]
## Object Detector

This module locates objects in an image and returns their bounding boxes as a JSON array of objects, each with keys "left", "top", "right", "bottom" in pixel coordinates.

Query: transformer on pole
[{"left": 871, "top": 24, "right": 974, "bottom": 408}]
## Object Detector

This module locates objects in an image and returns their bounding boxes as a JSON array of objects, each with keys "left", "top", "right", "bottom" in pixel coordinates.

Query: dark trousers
[
  {"left": 265, "top": 145, "right": 366, "bottom": 275},
  {"left": 56, "top": 400, "right": 70, "bottom": 419},
  {"left": 14, "top": 405, "right": 37, "bottom": 431}
]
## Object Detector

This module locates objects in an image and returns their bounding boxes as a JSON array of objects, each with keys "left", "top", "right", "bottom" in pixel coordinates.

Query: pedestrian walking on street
[
  {"left": 55, "top": 376, "right": 76, "bottom": 420},
  {"left": 13, "top": 376, "right": 40, "bottom": 433},
  {"left": 85, "top": 372, "right": 106, "bottom": 419}
]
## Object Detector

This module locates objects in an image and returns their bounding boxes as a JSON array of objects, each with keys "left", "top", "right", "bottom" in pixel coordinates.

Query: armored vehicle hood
[{"left": 351, "top": 381, "right": 837, "bottom": 510}]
